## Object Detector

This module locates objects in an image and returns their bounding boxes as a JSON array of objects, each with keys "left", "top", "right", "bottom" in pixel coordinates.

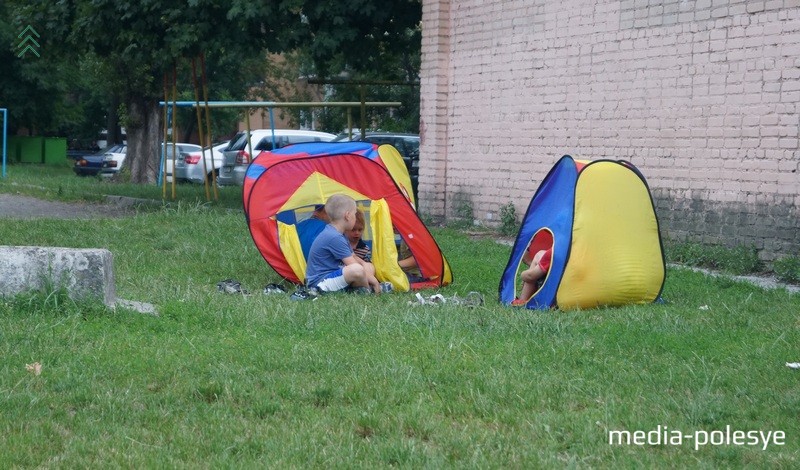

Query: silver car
[
  {"left": 174, "top": 141, "right": 229, "bottom": 184},
  {"left": 161, "top": 143, "right": 202, "bottom": 183},
  {"left": 217, "top": 129, "right": 337, "bottom": 186}
]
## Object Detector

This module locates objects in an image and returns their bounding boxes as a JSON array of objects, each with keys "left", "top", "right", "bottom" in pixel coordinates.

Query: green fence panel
[
  {"left": 18, "top": 136, "right": 44, "bottom": 163},
  {"left": 43, "top": 137, "right": 67, "bottom": 165},
  {"left": 6, "top": 136, "right": 21, "bottom": 162}
]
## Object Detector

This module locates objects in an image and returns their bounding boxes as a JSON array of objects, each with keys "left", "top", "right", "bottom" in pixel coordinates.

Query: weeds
[
  {"left": 773, "top": 255, "right": 800, "bottom": 284},
  {"left": 665, "top": 241, "right": 761, "bottom": 275},
  {"left": 449, "top": 191, "right": 474, "bottom": 228},
  {"left": 499, "top": 201, "right": 518, "bottom": 236}
]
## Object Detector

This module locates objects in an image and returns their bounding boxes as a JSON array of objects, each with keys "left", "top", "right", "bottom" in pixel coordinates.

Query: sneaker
[
  {"left": 352, "top": 287, "right": 372, "bottom": 295},
  {"left": 510, "top": 298, "right": 527, "bottom": 307},
  {"left": 263, "top": 283, "right": 287, "bottom": 295},
  {"left": 217, "top": 279, "right": 249, "bottom": 295},
  {"left": 379, "top": 282, "right": 394, "bottom": 293},
  {"left": 290, "top": 287, "right": 318, "bottom": 301}
]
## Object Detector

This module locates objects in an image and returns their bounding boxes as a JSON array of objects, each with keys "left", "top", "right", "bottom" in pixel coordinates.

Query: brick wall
[{"left": 420, "top": 0, "right": 800, "bottom": 259}]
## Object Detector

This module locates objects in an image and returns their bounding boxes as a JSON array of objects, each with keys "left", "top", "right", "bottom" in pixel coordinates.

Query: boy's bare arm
[{"left": 341, "top": 255, "right": 360, "bottom": 266}]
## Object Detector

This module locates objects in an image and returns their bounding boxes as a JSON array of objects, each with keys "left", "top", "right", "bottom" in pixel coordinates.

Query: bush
[
  {"left": 773, "top": 256, "right": 800, "bottom": 284},
  {"left": 499, "top": 202, "right": 518, "bottom": 236}
]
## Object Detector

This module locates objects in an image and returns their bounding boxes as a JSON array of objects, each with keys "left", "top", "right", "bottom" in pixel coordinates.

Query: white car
[
  {"left": 217, "top": 129, "right": 337, "bottom": 186},
  {"left": 175, "top": 141, "right": 229, "bottom": 184},
  {"left": 99, "top": 144, "right": 128, "bottom": 176},
  {"left": 161, "top": 143, "right": 202, "bottom": 183}
]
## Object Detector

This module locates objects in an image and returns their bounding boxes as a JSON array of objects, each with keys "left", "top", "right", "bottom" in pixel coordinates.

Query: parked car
[
  {"left": 335, "top": 132, "right": 419, "bottom": 199},
  {"left": 98, "top": 144, "right": 128, "bottom": 176},
  {"left": 161, "top": 143, "right": 203, "bottom": 182},
  {"left": 72, "top": 148, "right": 111, "bottom": 176},
  {"left": 175, "top": 141, "right": 229, "bottom": 184},
  {"left": 217, "top": 129, "right": 337, "bottom": 186}
]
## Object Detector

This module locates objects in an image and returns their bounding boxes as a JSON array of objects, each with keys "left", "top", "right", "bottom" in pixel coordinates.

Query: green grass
[
  {"left": 665, "top": 240, "right": 763, "bottom": 276},
  {"left": 1, "top": 166, "right": 799, "bottom": 467},
  {"left": 774, "top": 255, "right": 800, "bottom": 284},
  {"left": 0, "top": 162, "right": 244, "bottom": 209}
]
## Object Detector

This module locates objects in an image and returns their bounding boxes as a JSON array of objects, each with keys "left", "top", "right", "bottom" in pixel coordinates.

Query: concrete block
[{"left": 0, "top": 246, "right": 115, "bottom": 307}]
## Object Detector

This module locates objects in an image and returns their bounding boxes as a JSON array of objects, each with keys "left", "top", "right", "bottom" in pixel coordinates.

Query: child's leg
[
  {"left": 518, "top": 261, "right": 547, "bottom": 300},
  {"left": 362, "top": 262, "right": 382, "bottom": 293},
  {"left": 343, "top": 264, "right": 369, "bottom": 288},
  {"left": 518, "top": 267, "right": 537, "bottom": 301}
]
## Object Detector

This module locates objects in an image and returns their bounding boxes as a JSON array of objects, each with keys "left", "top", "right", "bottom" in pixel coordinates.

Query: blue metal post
[
  {"left": 157, "top": 107, "right": 172, "bottom": 186},
  {"left": 268, "top": 107, "right": 276, "bottom": 150},
  {"left": 1, "top": 108, "right": 7, "bottom": 178}
]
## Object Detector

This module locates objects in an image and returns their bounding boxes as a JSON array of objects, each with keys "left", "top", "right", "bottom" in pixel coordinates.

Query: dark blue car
[{"left": 72, "top": 145, "right": 125, "bottom": 177}]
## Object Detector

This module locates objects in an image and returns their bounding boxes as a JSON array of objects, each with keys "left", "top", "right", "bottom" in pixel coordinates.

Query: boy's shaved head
[{"left": 325, "top": 194, "right": 356, "bottom": 222}]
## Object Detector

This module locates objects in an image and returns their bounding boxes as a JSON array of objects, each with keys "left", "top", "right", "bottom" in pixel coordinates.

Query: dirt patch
[{"left": 0, "top": 193, "right": 133, "bottom": 219}]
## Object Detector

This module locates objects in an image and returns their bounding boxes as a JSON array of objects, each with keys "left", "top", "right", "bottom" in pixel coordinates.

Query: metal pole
[
  {"left": 171, "top": 63, "right": 178, "bottom": 200},
  {"left": 157, "top": 101, "right": 401, "bottom": 108},
  {"left": 161, "top": 74, "right": 169, "bottom": 196},
  {"left": 347, "top": 108, "right": 353, "bottom": 140},
  {"left": 245, "top": 109, "right": 253, "bottom": 168},
  {"left": 1, "top": 108, "right": 7, "bottom": 178},
  {"left": 191, "top": 57, "right": 210, "bottom": 201},
  {"left": 359, "top": 85, "right": 366, "bottom": 140},
  {"left": 200, "top": 53, "right": 218, "bottom": 200},
  {"left": 268, "top": 108, "right": 276, "bottom": 149}
]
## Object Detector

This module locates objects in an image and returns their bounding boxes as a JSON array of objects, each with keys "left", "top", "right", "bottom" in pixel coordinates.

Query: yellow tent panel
[
  {"left": 279, "top": 171, "right": 371, "bottom": 213},
  {"left": 377, "top": 145, "right": 416, "bottom": 208},
  {"left": 278, "top": 222, "right": 307, "bottom": 281},
  {"left": 369, "top": 199, "right": 410, "bottom": 292},
  {"left": 557, "top": 162, "right": 665, "bottom": 309}
]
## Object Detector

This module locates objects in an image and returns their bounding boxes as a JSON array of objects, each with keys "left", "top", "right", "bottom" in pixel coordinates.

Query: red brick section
[{"left": 420, "top": 0, "right": 800, "bottom": 259}]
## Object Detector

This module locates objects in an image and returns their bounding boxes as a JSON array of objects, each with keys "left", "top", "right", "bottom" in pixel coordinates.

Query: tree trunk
[{"left": 126, "top": 97, "right": 161, "bottom": 184}]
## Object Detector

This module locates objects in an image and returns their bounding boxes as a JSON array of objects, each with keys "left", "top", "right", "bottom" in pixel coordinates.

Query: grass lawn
[{"left": 1, "top": 165, "right": 799, "bottom": 467}]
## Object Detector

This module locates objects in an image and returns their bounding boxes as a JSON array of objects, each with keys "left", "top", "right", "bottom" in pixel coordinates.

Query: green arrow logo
[{"left": 17, "top": 25, "right": 40, "bottom": 58}]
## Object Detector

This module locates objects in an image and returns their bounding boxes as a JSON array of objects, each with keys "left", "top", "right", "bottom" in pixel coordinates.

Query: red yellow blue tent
[
  {"left": 243, "top": 141, "right": 452, "bottom": 291},
  {"left": 499, "top": 156, "right": 665, "bottom": 309}
]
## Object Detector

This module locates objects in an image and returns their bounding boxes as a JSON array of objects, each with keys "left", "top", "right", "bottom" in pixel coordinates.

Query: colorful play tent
[
  {"left": 243, "top": 141, "right": 452, "bottom": 292},
  {"left": 499, "top": 156, "right": 665, "bottom": 309}
]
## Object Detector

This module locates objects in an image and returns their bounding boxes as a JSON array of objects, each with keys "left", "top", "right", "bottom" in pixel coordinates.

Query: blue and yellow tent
[
  {"left": 243, "top": 141, "right": 452, "bottom": 292},
  {"left": 499, "top": 156, "right": 665, "bottom": 310}
]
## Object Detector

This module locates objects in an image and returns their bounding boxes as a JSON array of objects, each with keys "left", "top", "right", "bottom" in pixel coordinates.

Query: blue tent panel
[{"left": 499, "top": 155, "right": 578, "bottom": 309}]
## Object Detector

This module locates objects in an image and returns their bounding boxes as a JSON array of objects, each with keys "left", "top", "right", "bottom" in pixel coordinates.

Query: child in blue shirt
[{"left": 306, "top": 194, "right": 383, "bottom": 293}]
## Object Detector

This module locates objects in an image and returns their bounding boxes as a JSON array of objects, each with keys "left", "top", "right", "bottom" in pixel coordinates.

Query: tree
[
  {"left": 2, "top": 0, "right": 423, "bottom": 180},
  {"left": 294, "top": 0, "right": 422, "bottom": 133},
  {"left": 8, "top": 0, "right": 304, "bottom": 183},
  {"left": 0, "top": 5, "right": 106, "bottom": 140}
]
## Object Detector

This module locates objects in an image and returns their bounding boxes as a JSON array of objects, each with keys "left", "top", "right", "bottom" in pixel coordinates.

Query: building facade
[{"left": 420, "top": 0, "right": 800, "bottom": 259}]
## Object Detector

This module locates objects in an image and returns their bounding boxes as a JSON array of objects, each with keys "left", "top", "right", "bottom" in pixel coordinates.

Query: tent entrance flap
[
  {"left": 369, "top": 199, "right": 410, "bottom": 291},
  {"left": 278, "top": 221, "right": 307, "bottom": 281}
]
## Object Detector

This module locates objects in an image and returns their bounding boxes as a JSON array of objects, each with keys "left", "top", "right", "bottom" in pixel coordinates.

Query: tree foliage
[
  {"left": 1, "top": 0, "right": 423, "bottom": 180},
  {"left": 300, "top": 0, "right": 421, "bottom": 80},
  {"left": 4, "top": 0, "right": 305, "bottom": 181},
  {"left": 291, "top": 0, "right": 422, "bottom": 133}
]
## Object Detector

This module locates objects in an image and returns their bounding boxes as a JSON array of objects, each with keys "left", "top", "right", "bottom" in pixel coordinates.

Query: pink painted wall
[{"left": 420, "top": 0, "right": 800, "bottom": 259}]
